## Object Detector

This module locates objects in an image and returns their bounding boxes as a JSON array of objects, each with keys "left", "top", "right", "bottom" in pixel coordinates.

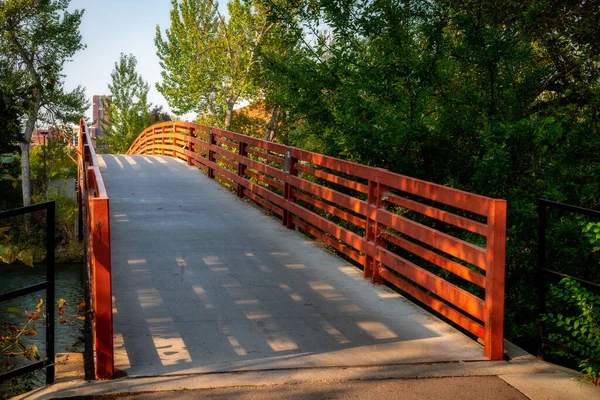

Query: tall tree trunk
[
  {"left": 224, "top": 97, "right": 237, "bottom": 130},
  {"left": 20, "top": 112, "right": 37, "bottom": 207},
  {"left": 19, "top": 141, "right": 31, "bottom": 207},
  {"left": 264, "top": 105, "right": 279, "bottom": 142}
]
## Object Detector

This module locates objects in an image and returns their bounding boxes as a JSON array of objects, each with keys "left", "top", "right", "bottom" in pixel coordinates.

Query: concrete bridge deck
[{"left": 99, "top": 154, "right": 486, "bottom": 377}]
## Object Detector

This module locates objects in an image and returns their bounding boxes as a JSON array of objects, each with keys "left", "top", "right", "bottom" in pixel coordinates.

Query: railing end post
[{"left": 484, "top": 198, "right": 507, "bottom": 360}]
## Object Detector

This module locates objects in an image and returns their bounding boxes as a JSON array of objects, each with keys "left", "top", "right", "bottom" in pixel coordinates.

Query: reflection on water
[{"left": 0, "top": 263, "right": 84, "bottom": 386}]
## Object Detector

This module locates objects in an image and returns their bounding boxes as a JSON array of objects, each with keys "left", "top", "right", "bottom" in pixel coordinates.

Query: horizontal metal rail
[
  {"left": 77, "top": 118, "right": 112, "bottom": 379},
  {"left": 128, "top": 121, "right": 508, "bottom": 360}
]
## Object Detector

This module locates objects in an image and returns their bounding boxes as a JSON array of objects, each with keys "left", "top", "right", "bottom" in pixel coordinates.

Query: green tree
[
  {"left": 0, "top": 61, "right": 23, "bottom": 154},
  {"left": 0, "top": 0, "right": 87, "bottom": 207},
  {"left": 101, "top": 53, "right": 151, "bottom": 153},
  {"left": 155, "top": 0, "right": 277, "bottom": 129},
  {"left": 149, "top": 105, "right": 172, "bottom": 126},
  {"left": 30, "top": 129, "right": 77, "bottom": 183}
]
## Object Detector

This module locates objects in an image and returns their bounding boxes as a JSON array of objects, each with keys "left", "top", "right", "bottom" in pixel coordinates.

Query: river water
[{"left": 0, "top": 263, "right": 84, "bottom": 390}]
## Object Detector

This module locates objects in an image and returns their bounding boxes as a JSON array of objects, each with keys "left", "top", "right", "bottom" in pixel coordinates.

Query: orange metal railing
[
  {"left": 127, "top": 121, "right": 507, "bottom": 360},
  {"left": 78, "top": 118, "right": 113, "bottom": 379}
]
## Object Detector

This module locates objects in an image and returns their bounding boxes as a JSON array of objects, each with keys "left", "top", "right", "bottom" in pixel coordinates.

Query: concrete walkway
[{"left": 98, "top": 154, "right": 486, "bottom": 377}]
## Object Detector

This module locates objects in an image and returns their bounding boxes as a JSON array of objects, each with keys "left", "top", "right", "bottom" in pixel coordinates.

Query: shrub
[{"left": 541, "top": 278, "right": 600, "bottom": 385}]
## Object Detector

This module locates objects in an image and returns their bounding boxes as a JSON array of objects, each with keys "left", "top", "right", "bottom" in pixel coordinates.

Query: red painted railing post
[
  {"left": 173, "top": 136, "right": 178, "bottom": 158},
  {"left": 152, "top": 136, "right": 156, "bottom": 155},
  {"left": 208, "top": 129, "right": 216, "bottom": 179},
  {"left": 188, "top": 127, "right": 195, "bottom": 166},
  {"left": 283, "top": 148, "right": 298, "bottom": 229},
  {"left": 364, "top": 179, "right": 388, "bottom": 282},
  {"left": 237, "top": 141, "right": 247, "bottom": 197},
  {"left": 373, "top": 181, "right": 388, "bottom": 284},
  {"left": 161, "top": 127, "right": 166, "bottom": 156},
  {"left": 89, "top": 188, "right": 113, "bottom": 378},
  {"left": 484, "top": 199, "right": 507, "bottom": 360}
]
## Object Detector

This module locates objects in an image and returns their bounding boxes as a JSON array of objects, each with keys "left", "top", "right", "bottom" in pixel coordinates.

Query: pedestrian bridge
[{"left": 78, "top": 120, "right": 506, "bottom": 379}]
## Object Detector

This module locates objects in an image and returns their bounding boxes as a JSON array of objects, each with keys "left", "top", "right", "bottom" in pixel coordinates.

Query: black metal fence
[
  {"left": 0, "top": 201, "right": 55, "bottom": 385},
  {"left": 537, "top": 198, "right": 600, "bottom": 359}
]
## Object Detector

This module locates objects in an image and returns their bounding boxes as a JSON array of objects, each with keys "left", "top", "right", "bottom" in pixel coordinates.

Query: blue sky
[{"left": 63, "top": 1, "right": 215, "bottom": 120}]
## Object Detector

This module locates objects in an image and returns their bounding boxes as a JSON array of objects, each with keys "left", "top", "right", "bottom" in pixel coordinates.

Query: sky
[{"left": 62, "top": 1, "right": 205, "bottom": 121}]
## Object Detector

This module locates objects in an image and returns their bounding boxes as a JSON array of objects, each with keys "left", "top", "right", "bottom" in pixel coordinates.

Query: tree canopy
[
  {"left": 101, "top": 53, "right": 151, "bottom": 153},
  {"left": 0, "top": 0, "right": 87, "bottom": 206},
  {"left": 255, "top": 0, "right": 600, "bottom": 349},
  {"left": 155, "top": 0, "right": 278, "bottom": 129}
]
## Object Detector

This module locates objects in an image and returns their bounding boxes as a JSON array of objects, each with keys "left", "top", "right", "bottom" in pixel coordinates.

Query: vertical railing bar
[
  {"left": 371, "top": 181, "right": 388, "bottom": 284},
  {"left": 537, "top": 199, "right": 548, "bottom": 359},
  {"left": 77, "top": 179, "right": 83, "bottom": 241},
  {"left": 237, "top": 141, "right": 247, "bottom": 198},
  {"left": 208, "top": 128, "right": 215, "bottom": 179},
  {"left": 45, "top": 201, "right": 56, "bottom": 384},
  {"left": 363, "top": 180, "right": 377, "bottom": 278},
  {"left": 283, "top": 148, "right": 298, "bottom": 228},
  {"left": 188, "top": 127, "right": 195, "bottom": 166}
]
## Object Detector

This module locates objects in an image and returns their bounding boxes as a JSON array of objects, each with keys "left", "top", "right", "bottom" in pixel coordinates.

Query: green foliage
[
  {"left": 0, "top": 73, "right": 23, "bottom": 152},
  {"left": 1, "top": 187, "right": 81, "bottom": 267},
  {"left": 149, "top": 105, "right": 172, "bottom": 125},
  {"left": 0, "top": 75, "right": 24, "bottom": 209},
  {"left": 29, "top": 134, "right": 77, "bottom": 182},
  {"left": 31, "top": 188, "right": 82, "bottom": 263},
  {"left": 156, "top": 0, "right": 280, "bottom": 129},
  {"left": 581, "top": 220, "right": 600, "bottom": 253},
  {"left": 0, "top": 226, "right": 36, "bottom": 267},
  {"left": 0, "top": 0, "right": 88, "bottom": 206},
  {"left": 100, "top": 53, "right": 151, "bottom": 154},
  {"left": 541, "top": 279, "right": 600, "bottom": 385},
  {"left": 0, "top": 298, "right": 44, "bottom": 368},
  {"left": 0, "top": 153, "right": 19, "bottom": 189}
]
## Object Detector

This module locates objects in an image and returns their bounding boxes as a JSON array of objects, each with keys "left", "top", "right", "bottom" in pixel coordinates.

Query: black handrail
[
  {"left": 0, "top": 201, "right": 55, "bottom": 385},
  {"left": 537, "top": 198, "right": 600, "bottom": 360}
]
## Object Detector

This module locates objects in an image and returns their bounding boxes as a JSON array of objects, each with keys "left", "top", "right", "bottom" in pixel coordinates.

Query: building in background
[
  {"left": 31, "top": 125, "right": 79, "bottom": 147},
  {"left": 30, "top": 128, "right": 53, "bottom": 145},
  {"left": 90, "top": 95, "right": 111, "bottom": 147}
]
